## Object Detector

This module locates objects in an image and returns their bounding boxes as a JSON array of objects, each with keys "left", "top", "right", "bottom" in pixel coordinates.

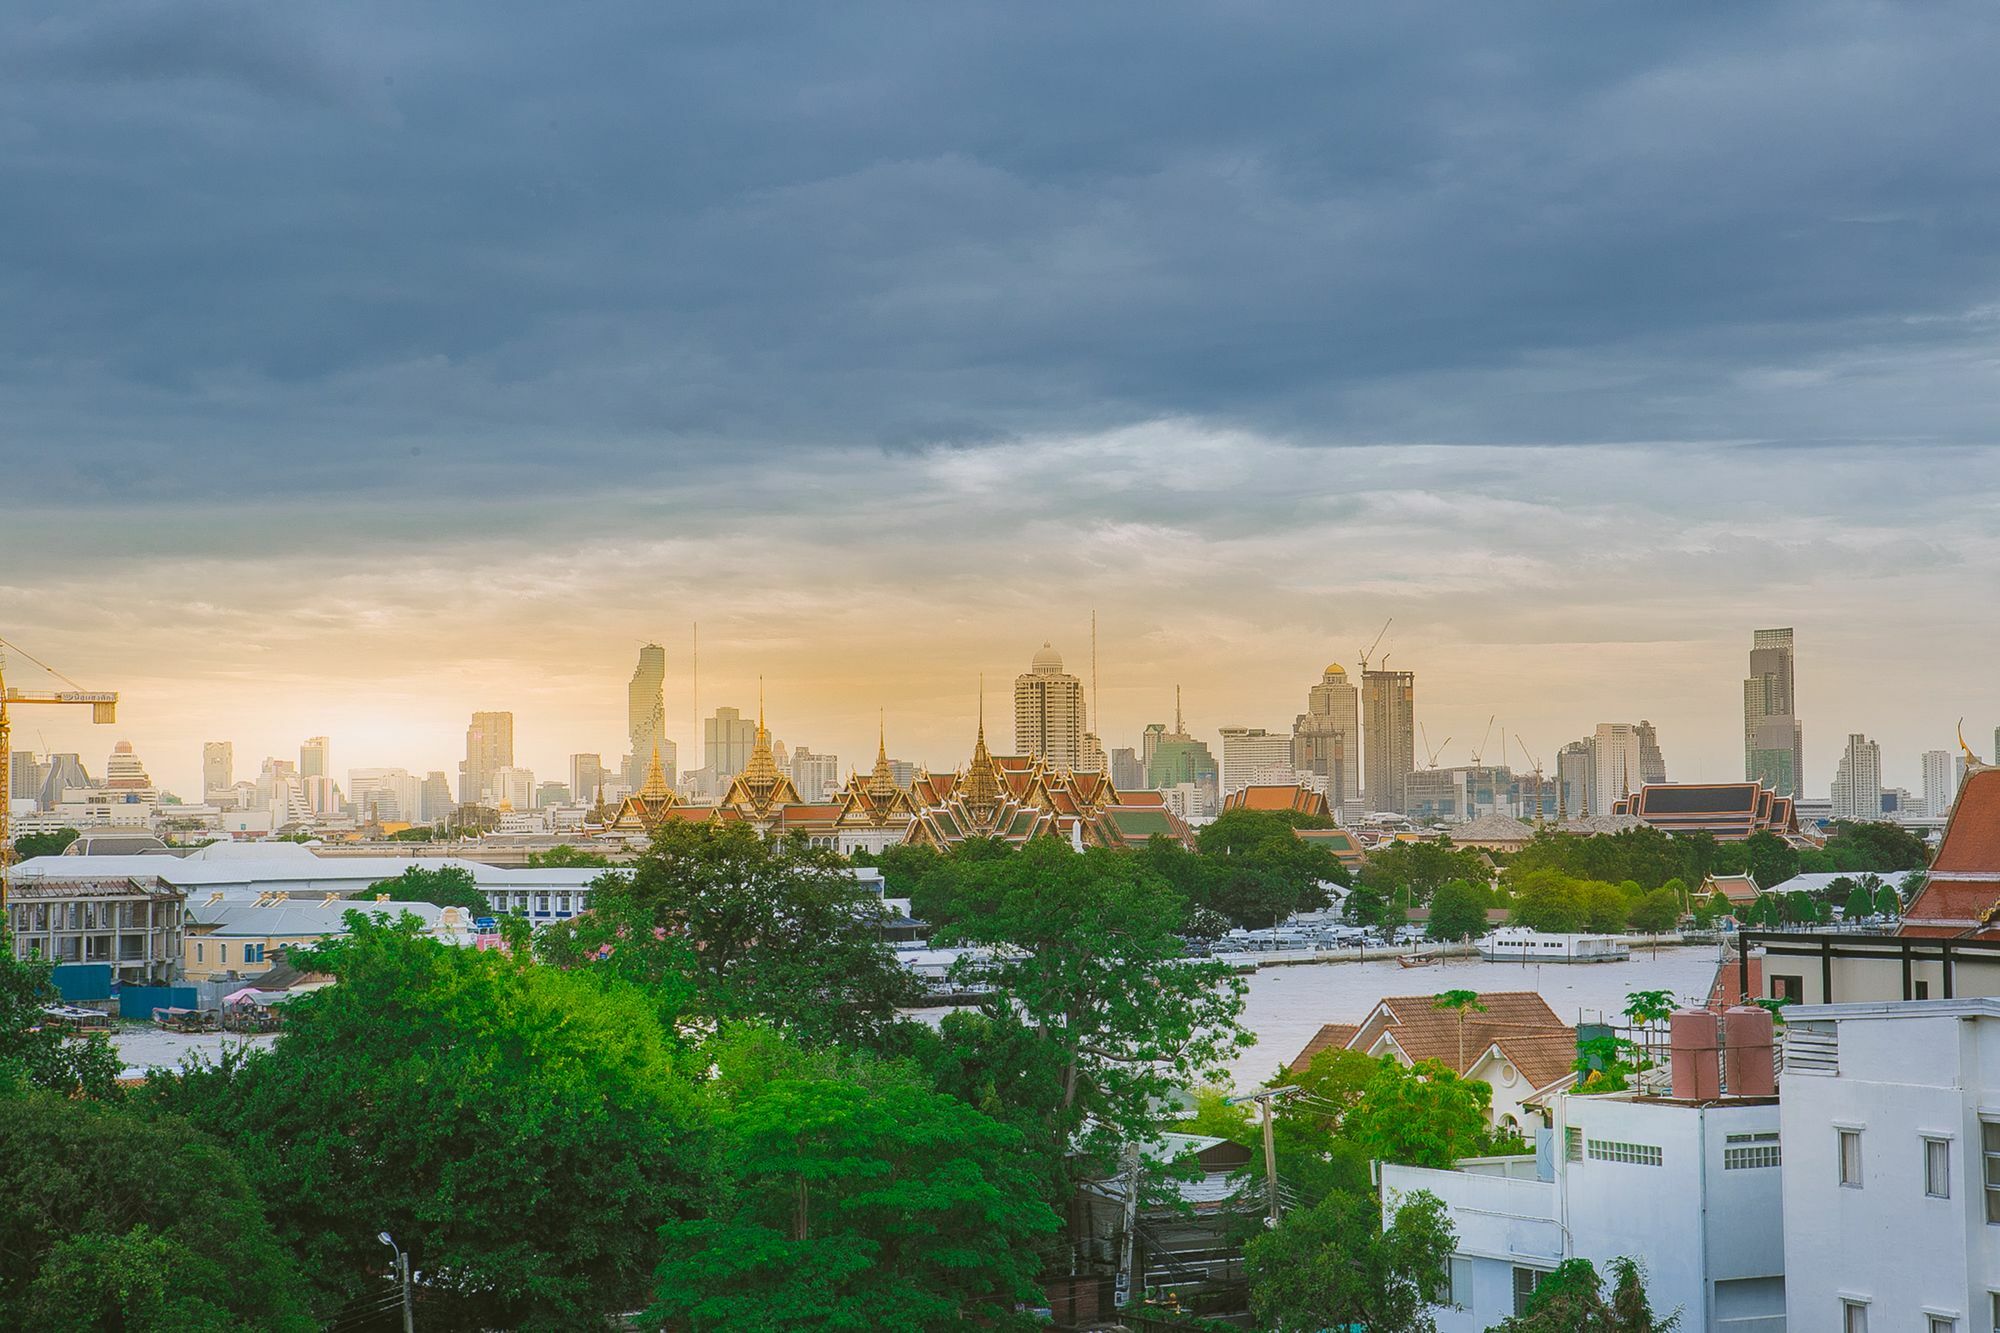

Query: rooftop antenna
[
  {"left": 1175, "top": 684, "right": 1183, "bottom": 735},
  {"left": 1091, "top": 609, "right": 1099, "bottom": 732},
  {"left": 692, "top": 621, "right": 700, "bottom": 770},
  {"left": 1358, "top": 618, "right": 1392, "bottom": 675}
]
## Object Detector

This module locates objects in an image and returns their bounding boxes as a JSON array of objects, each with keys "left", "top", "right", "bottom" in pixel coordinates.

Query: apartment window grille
[
  {"left": 1927, "top": 1137, "right": 1953, "bottom": 1199},
  {"left": 1839, "top": 1129, "right": 1864, "bottom": 1188},
  {"left": 1565, "top": 1128, "right": 1583, "bottom": 1162},
  {"left": 1725, "top": 1143, "right": 1782, "bottom": 1170},
  {"left": 1586, "top": 1139, "right": 1663, "bottom": 1167},
  {"left": 1983, "top": 1122, "right": 2000, "bottom": 1223},
  {"left": 1511, "top": 1266, "right": 1544, "bottom": 1316}
]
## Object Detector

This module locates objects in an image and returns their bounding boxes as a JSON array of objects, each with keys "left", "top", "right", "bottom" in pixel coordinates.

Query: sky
[{"left": 3, "top": 1, "right": 1999, "bottom": 799}]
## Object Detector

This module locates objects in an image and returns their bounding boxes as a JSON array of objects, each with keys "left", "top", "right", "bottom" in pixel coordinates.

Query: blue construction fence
[
  {"left": 118, "top": 985, "right": 199, "bottom": 1022},
  {"left": 49, "top": 963, "right": 112, "bottom": 1003}
]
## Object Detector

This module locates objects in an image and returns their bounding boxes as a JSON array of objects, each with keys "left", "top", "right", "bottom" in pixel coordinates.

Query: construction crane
[
  {"left": 1515, "top": 733, "right": 1548, "bottom": 818},
  {"left": 0, "top": 637, "right": 118, "bottom": 912},
  {"left": 1356, "top": 618, "right": 1392, "bottom": 675},
  {"left": 1419, "top": 722, "right": 1450, "bottom": 770},
  {"left": 1468, "top": 714, "right": 1496, "bottom": 765}
]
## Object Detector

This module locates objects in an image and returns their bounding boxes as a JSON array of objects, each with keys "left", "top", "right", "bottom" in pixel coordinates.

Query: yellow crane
[{"left": 0, "top": 637, "right": 118, "bottom": 913}]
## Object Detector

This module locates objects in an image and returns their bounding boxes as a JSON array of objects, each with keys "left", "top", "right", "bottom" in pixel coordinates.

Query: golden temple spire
[
  {"left": 878, "top": 709, "right": 887, "bottom": 764},
  {"left": 640, "top": 742, "right": 669, "bottom": 799}
]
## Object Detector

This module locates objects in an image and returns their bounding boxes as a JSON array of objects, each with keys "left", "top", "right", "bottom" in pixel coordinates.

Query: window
[
  {"left": 194, "top": 943, "right": 203, "bottom": 963},
  {"left": 1843, "top": 1300, "right": 1868, "bottom": 1333},
  {"left": 1772, "top": 974, "right": 1804, "bottom": 1002},
  {"left": 1916, "top": 980, "right": 1931, "bottom": 999},
  {"left": 1983, "top": 1122, "right": 2000, "bottom": 1223},
  {"left": 243, "top": 943, "right": 265, "bottom": 964},
  {"left": 1991, "top": 1292, "right": 2000, "bottom": 1333},
  {"left": 1724, "top": 1131, "right": 1782, "bottom": 1170},
  {"left": 1565, "top": 1127, "right": 1583, "bottom": 1162},
  {"left": 1587, "top": 1139, "right": 1663, "bottom": 1167},
  {"left": 1928, "top": 1316, "right": 1953, "bottom": 1333},
  {"left": 1512, "top": 1266, "right": 1544, "bottom": 1316},
  {"left": 219, "top": 943, "right": 229, "bottom": 965},
  {"left": 1927, "top": 1137, "right": 1953, "bottom": 1198},
  {"left": 1839, "top": 1129, "right": 1864, "bottom": 1187},
  {"left": 1448, "top": 1256, "right": 1473, "bottom": 1310}
]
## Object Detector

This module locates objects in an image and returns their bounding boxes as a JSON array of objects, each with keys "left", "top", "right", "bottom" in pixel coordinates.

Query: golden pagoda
[
  {"left": 835, "top": 712, "right": 919, "bottom": 829},
  {"left": 721, "top": 686, "right": 801, "bottom": 819},
  {"left": 610, "top": 744, "right": 680, "bottom": 831}
]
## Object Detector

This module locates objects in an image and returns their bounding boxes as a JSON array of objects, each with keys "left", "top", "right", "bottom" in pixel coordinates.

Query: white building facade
[
  {"left": 1781, "top": 999, "right": 2000, "bottom": 1333},
  {"left": 1384, "top": 1090, "right": 1786, "bottom": 1332},
  {"left": 1832, "top": 734, "right": 1885, "bottom": 822}
]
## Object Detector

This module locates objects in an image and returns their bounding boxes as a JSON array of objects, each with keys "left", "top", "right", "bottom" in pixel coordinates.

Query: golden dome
[{"left": 1324, "top": 663, "right": 1346, "bottom": 678}]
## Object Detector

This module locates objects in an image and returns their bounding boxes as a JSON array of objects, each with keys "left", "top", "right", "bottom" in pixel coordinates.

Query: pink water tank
[
  {"left": 1723, "top": 1005, "right": 1778, "bottom": 1096},
  {"left": 1670, "top": 1009, "right": 1722, "bottom": 1100}
]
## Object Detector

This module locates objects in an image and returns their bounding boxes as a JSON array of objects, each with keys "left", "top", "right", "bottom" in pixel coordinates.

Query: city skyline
[{"left": 5, "top": 621, "right": 1990, "bottom": 805}]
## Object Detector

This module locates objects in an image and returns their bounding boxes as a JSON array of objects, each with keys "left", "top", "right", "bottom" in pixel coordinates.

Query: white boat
[{"left": 1478, "top": 927, "right": 1630, "bottom": 964}]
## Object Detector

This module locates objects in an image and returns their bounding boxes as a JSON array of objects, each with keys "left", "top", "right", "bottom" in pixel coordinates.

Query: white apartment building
[
  {"left": 1014, "top": 642, "right": 1086, "bottom": 773},
  {"left": 1781, "top": 998, "right": 2000, "bottom": 1333},
  {"left": 1385, "top": 1086, "right": 1786, "bottom": 1332},
  {"left": 1218, "top": 726, "right": 1297, "bottom": 794},
  {"left": 1589, "top": 723, "right": 1644, "bottom": 817},
  {"left": 1833, "top": 733, "right": 1885, "bottom": 822},
  {"left": 1925, "top": 750, "right": 1962, "bottom": 821}
]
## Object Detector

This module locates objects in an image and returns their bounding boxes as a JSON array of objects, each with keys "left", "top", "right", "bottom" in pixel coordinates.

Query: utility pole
[
  {"left": 1228, "top": 1086, "right": 1297, "bottom": 1228},
  {"left": 378, "top": 1232, "right": 414, "bottom": 1333},
  {"left": 1116, "top": 1141, "right": 1141, "bottom": 1307}
]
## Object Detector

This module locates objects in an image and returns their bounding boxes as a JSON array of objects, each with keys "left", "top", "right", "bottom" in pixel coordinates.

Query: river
[{"left": 1225, "top": 944, "right": 1726, "bottom": 1092}]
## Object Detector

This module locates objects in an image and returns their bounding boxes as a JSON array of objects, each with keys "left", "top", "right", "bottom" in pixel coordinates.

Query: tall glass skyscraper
[{"left": 1744, "top": 627, "right": 1804, "bottom": 797}]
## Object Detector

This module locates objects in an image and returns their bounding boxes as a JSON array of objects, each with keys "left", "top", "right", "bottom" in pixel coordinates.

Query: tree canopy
[
  {"left": 369, "top": 862, "right": 488, "bottom": 912},
  {"left": 0, "top": 1093, "right": 315, "bottom": 1333},
  {"left": 0, "top": 928, "right": 120, "bottom": 1098},
  {"left": 148, "top": 913, "right": 709, "bottom": 1330},
  {"left": 1246, "top": 1188, "right": 1455, "bottom": 1333},
  {"left": 537, "top": 822, "right": 917, "bottom": 1046},
  {"left": 9, "top": 827, "right": 80, "bottom": 860}
]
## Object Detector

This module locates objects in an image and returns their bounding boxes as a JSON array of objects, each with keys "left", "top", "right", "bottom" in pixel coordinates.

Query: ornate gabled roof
[
  {"left": 609, "top": 745, "right": 682, "bottom": 832},
  {"left": 722, "top": 687, "right": 803, "bottom": 818}
]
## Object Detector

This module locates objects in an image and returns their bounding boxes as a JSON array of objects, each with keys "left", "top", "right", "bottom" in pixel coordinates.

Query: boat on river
[{"left": 1477, "top": 927, "right": 1630, "bottom": 964}]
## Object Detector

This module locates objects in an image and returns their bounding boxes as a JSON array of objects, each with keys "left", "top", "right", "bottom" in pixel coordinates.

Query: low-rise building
[
  {"left": 1385, "top": 1010, "right": 1785, "bottom": 1332},
  {"left": 1290, "top": 991, "right": 1577, "bottom": 1133},
  {"left": 4, "top": 875, "right": 184, "bottom": 985},
  {"left": 1780, "top": 998, "right": 2000, "bottom": 1332},
  {"left": 183, "top": 895, "right": 475, "bottom": 982}
]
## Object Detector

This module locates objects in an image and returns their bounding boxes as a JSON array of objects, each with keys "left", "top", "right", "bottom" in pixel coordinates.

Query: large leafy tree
[
  {"left": 10, "top": 828, "right": 80, "bottom": 859},
  {"left": 1626, "top": 886, "right": 1682, "bottom": 935},
  {"left": 0, "top": 927, "right": 120, "bottom": 1098},
  {"left": 1487, "top": 1256, "right": 1680, "bottom": 1331},
  {"left": 1192, "top": 809, "right": 1346, "bottom": 927},
  {"left": 1357, "top": 840, "right": 1488, "bottom": 909},
  {"left": 539, "top": 822, "right": 917, "bottom": 1046},
  {"left": 371, "top": 862, "right": 488, "bottom": 912},
  {"left": 525, "top": 844, "right": 615, "bottom": 867},
  {"left": 0, "top": 1092, "right": 313, "bottom": 1332},
  {"left": 1340, "top": 1057, "right": 1497, "bottom": 1169},
  {"left": 1426, "top": 879, "right": 1491, "bottom": 942},
  {"left": 938, "top": 840, "right": 1250, "bottom": 1180},
  {"left": 148, "top": 913, "right": 708, "bottom": 1330},
  {"left": 648, "top": 1061, "right": 1056, "bottom": 1331},
  {"left": 1245, "top": 1187, "right": 1455, "bottom": 1333}
]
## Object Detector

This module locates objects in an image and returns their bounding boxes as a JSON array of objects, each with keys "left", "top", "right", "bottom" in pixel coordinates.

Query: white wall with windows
[
  {"left": 1781, "top": 999, "right": 2000, "bottom": 1333},
  {"left": 1383, "top": 1090, "right": 1785, "bottom": 1331}
]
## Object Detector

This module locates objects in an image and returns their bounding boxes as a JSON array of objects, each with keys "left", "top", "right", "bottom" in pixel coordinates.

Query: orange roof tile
[{"left": 1933, "top": 767, "right": 2000, "bottom": 874}]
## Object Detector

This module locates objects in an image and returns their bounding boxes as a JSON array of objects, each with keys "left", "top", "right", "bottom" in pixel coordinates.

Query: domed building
[{"left": 1013, "top": 641, "right": 1087, "bottom": 773}]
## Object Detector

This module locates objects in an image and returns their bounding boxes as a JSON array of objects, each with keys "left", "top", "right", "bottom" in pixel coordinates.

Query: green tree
[
  {"left": 370, "top": 862, "right": 488, "bottom": 912},
  {"left": 1511, "top": 873, "right": 1585, "bottom": 933},
  {"left": 1433, "top": 990, "right": 1487, "bottom": 1072},
  {"left": 0, "top": 928, "right": 120, "bottom": 1098},
  {"left": 1245, "top": 1188, "right": 1455, "bottom": 1333},
  {"left": 1812, "top": 820, "right": 1931, "bottom": 873},
  {"left": 1626, "top": 887, "right": 1681, "bottom": 935},
  {"left": 147, "top": 914, "right": 707, "bottom": 1330},
  {"left": 938, "top": 840, "right": 1250, "bottom": 1184},
  {"left": 10, "top": 828, "right": 80, "bottom": 859},
  {"left": 0, "top": 1092, "right": 313, "bottom": 1332},
  {"left": 1875, "top": 882, "right": 1903, "bottom": 918},
  {"left": 1580, "top": 882, "right": 1629, "bottom": 933},
  {"left": 648, "top": 1068, "right": 1056, "bottom": 1331},
  {"left": 1738, "top": 831, "right": 1800, "bottom": 889},
  {"left": 1842, "top": 881, "right": 1876, "bottom": 921},
  {"left": 538, "top": 822, "right": 917, "bottom": 1046},
  {"left": 1487, "top": 1255, "right": 1680, "bottom": 1331},
  {"left": 1426, "top": 879, "right": 1491, "bottom": 942},
  {"left": 1359, "top": 839, "right": 1487, "bottom": 909},
  {"left": 526, "top": 844, "right": 614, "bottom": 867},
  {"left": 1341, "top": 1057, "right": 1495, "bottom": 1169}
]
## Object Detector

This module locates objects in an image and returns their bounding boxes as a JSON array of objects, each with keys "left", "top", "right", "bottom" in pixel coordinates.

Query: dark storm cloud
[{"left": 5, "top": 0, "right": 2000, "bottom": 502}]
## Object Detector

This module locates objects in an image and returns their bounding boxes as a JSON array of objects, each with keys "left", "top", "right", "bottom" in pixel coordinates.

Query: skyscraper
[
  {"left": 1014, "top": 642, "right": 1087, "bottom": 772},
  {"left": 299, "top": 736, "right": 330, "bottom": 780},
  {"left": 1362, "top": 668, "right": 1415, "bottom": 815},
  {"left": 569, "top": 753, "right": 606, "bottom": 804},
  {"left": 1831, "top": 733, "right": 1883, "bottom": 822},
  {"left": 1293, "top": 663, "right": 1360, "bottom": 809},
  {"left": 704, "top": 707, "right": 758, "bottom": 784},
  {"left": 1556, "top": 740, "right": 1592, "bottom": 819},
  {"left": 417, "top": 771, "right": 454, "bottom": 822},
  {"left": 459, "top": 711, "right": 514, "bottom": 807},
  {"left": 1110, "top": 747, "right": 1144, "bottom": 790},
  {"left": 1921, "top": 748, "right": 1959, "bottom": 819},
  {"left": 1589, "top": 723, "right": 1644, "bottom": 816},
  {"left": 790, "top": 747, "right": 841, "bottom": 801},
  {"left": 1143, "top": 690, "right": 1219, "bottom": 814},
  {"left": 8, "top": 749, "right": 40, "bottom": 802},
  {"left": 625, "top": 644, "right": 671, "bottom": 791},
  {"left": 1635, "top": 720, "right": 1667, "bottom": 786},
  {"left": 202, "top": 741, "right": 234, "bottom": 797},
  {"left": 1744, "top": 628, "right": 1804, "bottom": 797}
]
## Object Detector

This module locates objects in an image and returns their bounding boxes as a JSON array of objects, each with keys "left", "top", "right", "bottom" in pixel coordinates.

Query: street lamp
[{"left": 377, "top": 1232, "right": 414, "bottom": 1333}]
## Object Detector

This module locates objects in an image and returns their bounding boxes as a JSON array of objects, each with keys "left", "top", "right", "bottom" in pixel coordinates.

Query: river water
[{"left": 1225, "top": 944, "right": 1726, "bottom": 1092}]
